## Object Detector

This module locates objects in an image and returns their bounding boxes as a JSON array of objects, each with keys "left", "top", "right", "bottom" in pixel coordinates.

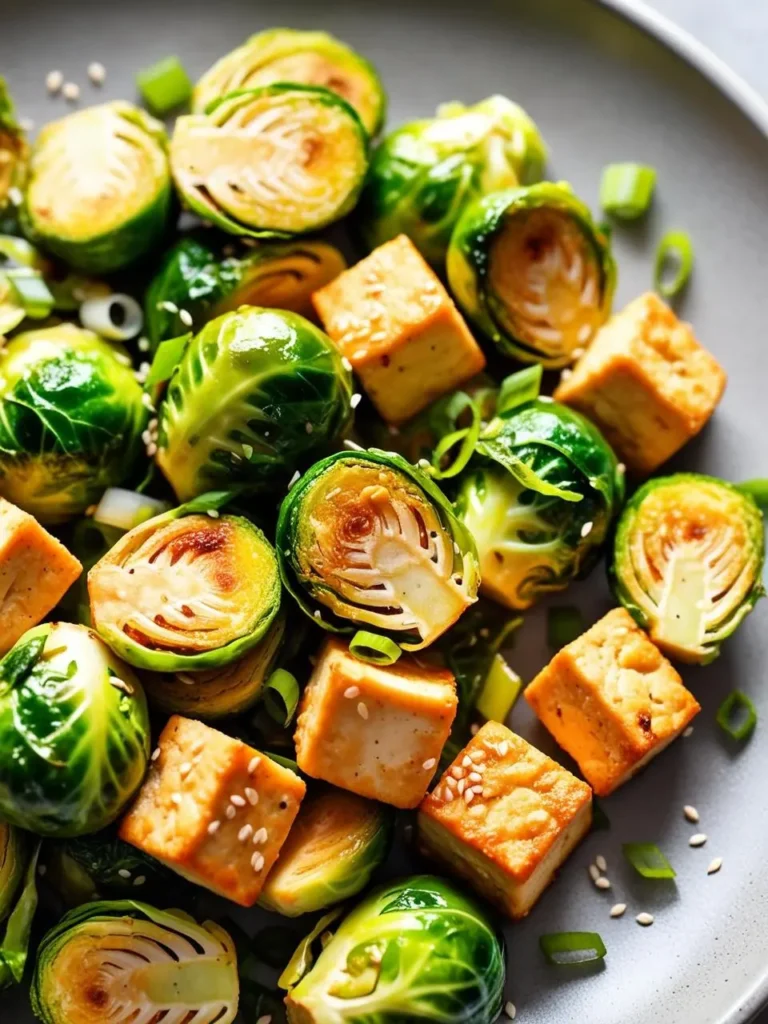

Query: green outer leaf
[
  {"left": 447, "top": 181, "right": 616, "bottom": 366},
  {"left": 0, "top": 631, "right": 47, "bottom": 695},
  {"left": 279, "top": 907, "right": 345, "bottom": 990},
  {"left": 276, "top": 448, "right": 480, "bottom": 649},
  {"left": 539, "top": 931, "right": 606, "bottom": 965},
  {"left": 622, "top": 842, "right": 676, "bottom": 879},
  {"left": 145, "top": 332, "right": 192, "bottom": 387},
  {"left": 0, "top": 841, "right": 39, "bottom": 989},
  {"left": 716, "top": 690, "right": 757, "bottom": 741},
  {"left": 0, "top": 822, "right": 28, "bottom": 924},
  {"left": 737, "top": 478, "right": 768, "bottom": 509}
]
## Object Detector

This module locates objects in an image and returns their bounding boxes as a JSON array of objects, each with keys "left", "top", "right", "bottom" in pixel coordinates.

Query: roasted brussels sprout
[
  {"left": 171, "top": 85, "right": 368, "bottom": 237},
  {"left": 283, "top": 875, "right": 504, "bottom": 1023},
  {"left": 359, "top": 95, "right": 546, "bottom": 267},
  {"left": 457, "top": 388, "right": 624, "bottom": 609},
  {"left": 142, "top": 611, "right": 286, "bottom": 718},
  {"left": 194, "top": 28, "right": 386, "bottom": 136},
  {"left": 156, "top": 307, "right": 352, "bottom": 501},
  {"left": 145, "top": 234, "right": 346, "bottom": 350},
  {"left": 278, "top": 449, "right": 479, "bottom": 650},
  {"left": 260, "top": 788, "right": 393, "bottom": 917},
  {"left": 0, "top": 824, "right": 38, "bottom": 991},
  {"left": 21, "top": 102, "right": 171, "bottom": 274},
  {"left": 0, "top": 822, "right": 25, "bottom": 923},
  {"left": 88, "top": 500, "right": 281, "bottom": 672},
  {"left": 0, "top": 622, "right": 149, "bottom": 837},
  {"left": 0, "top": 79, "right": 26, "bottom": 218},
  {"left": 30, "top": 900, "right": 239, "bottom": 1024},
  {"left": 448, "top": 182, "right": 616, "bottom": 366},
  {"left": 612, "top": 473, "right": 765, "bottom": 664},
  {"left": 0, "top": 324, "right": 147, "bottom": 523}
]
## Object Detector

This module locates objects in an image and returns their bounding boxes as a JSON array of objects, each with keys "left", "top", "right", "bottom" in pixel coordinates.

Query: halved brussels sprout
[
  {"left": 21, "top": 102, "right": 171, "bottom": 274},
  {"left": 283, "top": 875, "right": 504, "bottom": 1023},
  {"left": 0, "top": 822, "right": 25, "bottom": 923},
  {"left": 612, "top": 473, "right": 765, "bottom": 664},
  {"left": 0, "top": 324, "right": 147, "bottom": 523},
  {"left": 359, "top": 95, "right": 546, "bottom": 267},
  {"left": 260, "top": 788, "right": 393, "bottom": 917},
  {"left": 278, "top": 449, "right": 479, "bottom": 650},
  {"left": 171, "top": 85, "right": 368, "bottom": 237},
  {"left": 194, "top": 28, "right": 386, "bottom": 136},
  {"left": 448, "top": 182, "right": 616, "bottom": 367},
  {"left": 145, "top": 234, "right": 346, "bottom": 351},
  {"left": 142, "top": 611, "right": 286, "bottom": 718},
  {"left": 0, "top": 622, "right": 149, "bottom": 837},
  {"left": 30, "top": 900, "right": 239, "bottom": 1024},
  {"left": 156, "top": 307, "right": 352, "bottom": 501},
  {"left": 0, "top": 79, "right": 27, "bottom": 217},
  {"left": 88, "top": 501, "right": 281, "bottom": 672},
  {"left": 457, "top": 393, "right": 624, "bottom": 610},
  {"left": 0, "top": 827, "right": 38, "bottom": 991}
]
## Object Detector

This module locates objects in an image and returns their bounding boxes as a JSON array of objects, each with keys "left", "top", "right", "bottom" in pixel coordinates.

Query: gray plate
[{"left": 2, "top": 1, "right": 767, "bottom": 1022}]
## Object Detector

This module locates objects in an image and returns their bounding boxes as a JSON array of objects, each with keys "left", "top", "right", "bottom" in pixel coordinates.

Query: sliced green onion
[
  {"left": 6, "top": 269, "right": 54, "bottom": 319},
  {"left": 349, "top": 630, "right": 402, "bottom": 666},
  {"left": 265, "top": 752, "right": 301, "bottom": 774},
  {"left": 93, "top": 488, "right": 169, "bottom": 531},
  {"left": 264, "top": 669, "right": 300, "bottom": 726},
  {"left": 80, "top": 293, "right": 144, "bottom": 341},
  {"left": 0, "top": 235, "right": 42, "bottom": 269},
  {"left": 174, "top": 489, "right": 237, "bottom": 517},
  {"left": 137, "top": 56, "right": 192, "bottom": 116},
  {"left": 622, "top": 842, "right": 676, "bottom": 879},
  {"left": 654, "top": 230, "right": 694, "bottom": 299},
  {"left": 476, "top": 654, "right": 522, "bottom": 723},
  {"left": 591, "top": 798, "right": 611, "bottom": 832},
  {"left": 737, "top": 479, "right": 768, "bottom": 510},
  {"left": 539, "top": 932, "right": 606, "bottom": 965},
  {"left": 496, "top": 365, "right": 543, "bottom": 417},
  {"left": 716, "top": 690, "right": 757, "bottom": 741},
  {"left": 600, "top": 163, "right": 656, "bottom": 220},
  {"left": 145, "top": 332, "right": 191, "bottom": 387},
  {"left": 547, "top": 606, "right": 585, "bottom": 651},
  {"left": 429, "top": 393, "right": 481, "bottom": 480}
]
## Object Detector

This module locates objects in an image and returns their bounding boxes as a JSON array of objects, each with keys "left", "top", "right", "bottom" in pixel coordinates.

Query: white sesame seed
[
  {"left": 341, "top": 356, "right": 353, "bottom": 372},
  {"left": 251, "top": 852, "right": 265, "bottom": 872},
  {"left": 238, "top": 824, "right": 253, "bottom": 842},
  {"left": 357, "top": 701, "right": 369, "bottom": 720},
  {"left": 257, "top": 1016, "right": 272, "bottom": 1024},
  {"left": 423, "top": 758, "right": 437, "bottom": 771},
  {"left": 46, "top": 70, "right": 64, "bottom": 93},
  {"left": 506, "top": 1003, "right": 517, "bottom": 1021},
  {"left": 689, "top": 833, "right": 708, "bottom": 847},
  {"left": 118, "top": 868, "right": 132, "bottom": 879},
  {"left": 468, "top": 771, "right": 483, "bottom": 783},
  {"left": 470, "top": 723, "right": 480, "bottom": 735},
  {"left": 38, "top": 864, "right": 47, "bottom": 876},
  {"left": 343, "top": 439, "right": 363, "bottom": 451},
  {"left": 636, "top": 912, "right": 654, "bottom": 926},
  {"left": 350, "top": 393, "right": 362, "bottom": 409},
  {"left": 305, "top": 422, "right": 313, "bottom": 434},
  {"left": 225, "top": 806, "right": 236, "bottom": 820},
  {"left": 179, "top": 762, "right": 192, "bottom": 779},
  {"left": 589, "top": 864, "right": 601, "bottom": 882},
  {"left": 313, "top": 610, "right": 322, "bottom": 620},
  {"left": 560, "top": 368, "right": 573, "bottom": 382},
  {"left": 464, "top": 788, "right": 475, "bottom": 804},
  {"left": 245, "top": 787, "right": 259, "bottom": 806},
  {"left": 595, "top": 877, "right": 612, "bottom": 890},
  {"left": 683, "top": 725, "right": 694, "bottom": 738},
  {"left": 457, "top": 779, "right": 466, "bottom": 795},
  {"left": 151, "top": 747, "right": 161, "bottom": 762},
  {"left": 442, "top": 787, "right": 455, "bottom": 802},
  {"left": 580, "top": 521, "right": 594, "bottom": 538},
  {"left": 617, "top": 462, "right": 626, "bottom": 475},
  {"left": 179, "top": 308, "right": 193, "bottom": 327},
  {"left": 133, "top": 875, "right": 146, "bottom": 886},
  {"left": 208, "top": 820, "right": 221, "bottom": 835},
  {"left": 707, "top": 857, "right": 723, "bottom": 875},
  {"left": 62, "top": 82, "right": 80, "bottom": 102},
  {"left": 248, "top": 756, "right": 261, "bottom": 775},
  {"left": 497, "top": 741, "right": 509, "bottom": 757},
  {"left": 344, "top": 686, "right": 361, "bottom": 699},
  {"left": 684, "top": 805, "right": 700, "bottom": 823},
  {"left": 171, "top": 793, "right": 181, "bottom": 806},
  {"left": 147, "top": 442, "right": 158, "bottom": 457},
  {"left": 230, "top": 794, "right": 246, "bottom": 807},
  {"left": 451, "top": 766, "right": 465, "bottom": 780},
  {"left": 472, "top": 785, "right": 484, "bottom": 795},
  {"left": 159, "top": 300, "right": 178, "bottom": 313},
  {"left": 138, "top": 336, "right": 151, "bottom": 352},
  {"left": 610, "top": 903, "right": 627, "bottom": 918},
  {"left": 462, "top": 755, "right": 473, "bottom": 768},
  {"left": 207, "top": 508, "right": 219, "bottom": 518},
  {"left": 7, "top": 187, "right": 22, "bottom": 206},
  {"left": 596, "top": 854, "right": 608, "bottom": 872},
  {"left": 445, "top": 775, "right": 457, "bottom": 790},
  {"left": 470, "top": 749, "right": 486, "bottom": 761}
]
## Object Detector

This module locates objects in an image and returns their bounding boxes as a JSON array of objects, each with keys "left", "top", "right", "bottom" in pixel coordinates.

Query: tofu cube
[
  {"left": 418, "top": 721, "right": 592, "bottom": 919},
  {"left": 0, "top": 497, "right": 82, "bottom": 653},
  {"left": 554, "top": 292, "right": 726, "bottom": 475},
  {"left": 312, "top": 234, "right": 486, "bottom": 424},
  {"left": 294, "top": 637, "right": 458, "bottom": 809},
  {"left": 119, "top": 716, "right": 305, "bottom": 906},
  {"left": 525, "top": 608, "right": 700, "bottom": 796}
]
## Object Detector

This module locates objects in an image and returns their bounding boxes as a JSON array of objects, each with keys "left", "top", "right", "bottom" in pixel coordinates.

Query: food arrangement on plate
[{"left": 0, "top": 24, "right": 765, "bottom": 1024}]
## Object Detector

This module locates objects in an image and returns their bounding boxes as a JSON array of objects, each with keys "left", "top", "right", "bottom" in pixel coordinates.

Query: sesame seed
[
  {"left": 497, "top": 741, "right": 509, "bottom": 757},
  {"left": 251, "top": 852, "right": 265, "bottom": 872},
  {"left": 589, "top": 864, "right": 601, "bottom": 882},
  {"left": 350, "top": 393, "right": 362, "bottom": 409},
  {"left": 617, "top": 462, "right": 626, "bottom": 475},
  {"left": 423, "top": 758, "right": 437, "bottom": 771},
  {"left": 482, "top": 787, "right": 492, "bottom": 798},
  {"left": 147, "top": 442, "right": 158, "bottom": 457},
  {"left": 506, "top": 1003, "right": 517, "bottom": 1021},
  {"left": 171, "top": 793, "right": 182, "bottom": 806},
  {"left": 179, "top": 762, "right": 192, "bottom": 779},
  {"left": 470, "top": 723, "right": 480, "bottom": 735},
  {"left": 257, "top": 1016, "right": 272, "bottom": 1024},
  {"left": 46, "top": 70, "right": 64, "bottom": 93},
  {"left": 87, "top": 61, "right": 106, "bottom": 85},
  {"left": 707, "top": 857, "right": 723, "bottom": 875},
  {"left": 683, "top": 725, "right": 694, "bottom": 738},
  {"left": 357, "top": 702, "right": 369, "bottom": 720},
  {"left": 38, "top": 864, "right": 47, "bottom": 876},
  {"left": 305, "top": 422, "right": 313, "bottom": 434},
  {"left": 341, "top": 356, "right": 353, "bottom": 372},
  {"left": 245, "top": 787, "right": 259, "bottom": 806},
  {"left": 159, "top": 300, "right": 178, "bottom": 313},
  {"left": 230, "top": 794, "right": 246, "bottom": 807},
  {"left": 464, "top": 788, "right": 475, "bottom": 804},
  {"left": 313, "top": 610, "right": 322, "bottom": 620},
  {"left": 7, "top": 187, "right": 22, "bottom": 206},
  {"left": 138, "top": 337, "right": 151, "bottom": 352},
  {"left": 596, "top": 854, "right": 608, "bottom": 872},
  {"left": 610, "top": 903, "right": 627, "bottom": 918},
  {"left": 457, "top": 779, "right": 466, "bottom": 795},
  {"left": 636, "top": 912, "right": 654, "bottom": 926},
  {"left": 207, "top": 820, "right": 221, "bottom": 835},
  {"left": 689, "top": 833, "right": 708, "bottom": 847},
  {"left": 472, "top": 785, "right": 484, "bottom": 795},
  {"left": 225, "top": 806, "right": 236, "bottom": 820},
  {"left": 684, "top": 805, "right": 700, "bottom": 823},
  {"left": 468, "top": 771, "right": 483, "bottom": 783},
  {"left": 118, "top": 869, "right": 132, "bottom": 879},
  {"left": 442, "top": 787, "right": 455, "bottom": 802},
  {"left": 238, "top": 824, "right": 253, "bottom": 842},
  {"left": 560, "top": 368, "right": 573, "bottom": 382},
  {"left": 151, "top": 748, "right": 161, "bottom": 762},
  {"left": 62, "top": 82, "right": 80, "bottom": 102},
  {"left": 133, "top": 875, "right": 146, "bottom": 886},
  {"left": 580, "top": 521, "right": 594, "bottom": 538},
  {"left": 462, "top": 755, "right": 473, "bottom": 768},
  {"left": 595, "top": 877, "right": 611, "bottom": 890},
  {"left": 450, "top": 766, "right": 465, "bottom": 780},
  {"left": 248, "top": 756, "right": 261, "bottom": 774},
  {"left": 344, "top": 686, "right": 361, "bottom": 699},
  {"left": 253, "top": 827, "right": 268, "bottom": 845},
  {"left": 178, "top": 308, "right": 193, "bottom": 327},
  {"left": 207, "top": 509, "right": 219, "bottom": 518}
]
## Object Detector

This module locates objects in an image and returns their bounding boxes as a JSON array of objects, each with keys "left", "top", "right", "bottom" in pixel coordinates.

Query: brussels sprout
[
  {"left": 156, "top": 307, "right": 352, "bottom": 501},
  {"left": 359, "top": 95, "right": 546, "bottom": 267},
  {"left": 171, "top": 85, "right": 369, "bottom": 237},
  {"left": 0, "top": 79, "right": 27, "bottom": 217},
  {"left": 0, "top": 821, "right": 25, "bottom": 923},
  {"left": 0, "top": 830, "right": 39, "bottom": 991},
  {"left": 30, "top": 900, "right": 239, "bottom": 1024},
  {"left": 21, "top": 102, "right": 171, "bottom": 274},
  {"left": 88, "top": 499, "right": 281, "bottom": 672},
  {"left": 457, "top": 393, "right": 624, "bottom": 610},
  {"left": 142, "top": 611, "right": 286, "bottom": 718},
  {"left": 0, "top": 324, "right": 148, "bottom": 523},
  {"left": 145, "top": 234, "right": 346, "bottom": 351},
  {"left": 44, "top": 829, "right": 177, "bottom": 908},
  {"left": 283, "top": 875, "right": 504, "bottom": 1023},
  {"left": 194, "top": 28, "right": 386, "bottom": 136},
  {"left": 612, "top": 473, "right": 765, "bottom": 664},
  {"left": 0, "top": 621, "right": 149, "bottom": 837},
  {"left": 260, "top": 788, "right": 393, "bottom": 917},
  {"left": 447, "top": 182, "right": 616, "bottom": 367},
  {"left": 278, "top": 449, "right": 479, "bottom": 650}
]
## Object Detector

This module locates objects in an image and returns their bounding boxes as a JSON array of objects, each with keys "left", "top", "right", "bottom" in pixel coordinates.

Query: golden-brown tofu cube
[
  {"left": 554, "top": 292, "right": 726, "bottom": 475},
  {"left": 312, "top": 234, "right": 486, "bottom": 424},
  {"left": 294, "top": 637, "right": 458, "bottom": 809},
  {"left": 0, "top": 497, "right": 82, "bottom": 653},
  {"left": 418, "top": 721, "right": 592, "bottom": 919},
  {"left": 525, "top": 608, "right": 700, "bottom": 796},
  {"left": 120, "top": 716, "right": 305, "bottom": 906}
]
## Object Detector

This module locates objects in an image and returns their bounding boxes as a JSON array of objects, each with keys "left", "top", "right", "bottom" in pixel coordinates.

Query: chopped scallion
[
  {"left": 716, "top": 690, "right": 757, "bottom": 741},
  {"left": 264, "top": 669, "right": 300, "bottom": 727},
  {"left": 539, "top": 931, "right": 606, "bottom": 965},
  {"left": 137, "top": 56, "right": 192, "bottom": 116},
  {"left": 6, "top": 269, "right": 54, "bottom": 319},
  {"left": 600, "top": 163, "right": 656, "bottom": 219},
  {"left": 496, "top": 365, "right": 543, "bottom": 416},
  {"left": 265, "top": 752, "right": 301, "bottom": 774},
  {"left": 349, "top": 630, "right": 402, "bottom": 666},
  {"left": 622, "top": 842, "right": 676, "bottom": 879},
  {"left": 145, "top": 332, "right": 191, "bottom": 387},
  {"left": 430, "top": 392, "right": 481, "bottom": 480},
  {"left": 737, "top": 479, "right": 768, "bottom": 510},
  {"left": 476, "top": 654, "right": 522, "bottom": 723},
  {"left": 547, "top": 606, "right": 585, "bottom": 651},
  {"left": 654, "top": 230, "right": 694, "bottom": 299}
]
